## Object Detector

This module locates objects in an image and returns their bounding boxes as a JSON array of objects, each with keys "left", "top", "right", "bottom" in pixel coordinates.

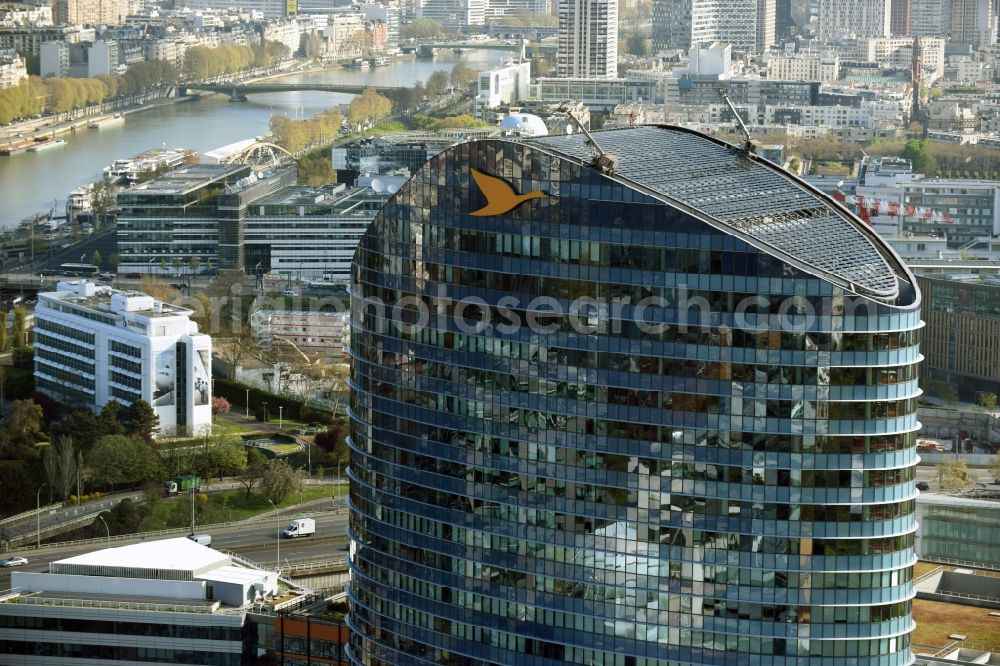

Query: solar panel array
[{"left": 529, "top": 126, "right": 900, "bottom": 299}]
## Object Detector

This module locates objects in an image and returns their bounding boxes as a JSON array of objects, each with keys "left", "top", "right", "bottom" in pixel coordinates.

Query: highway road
[{"left": 2, "top": 512, "right": 349, "bottom": 580}]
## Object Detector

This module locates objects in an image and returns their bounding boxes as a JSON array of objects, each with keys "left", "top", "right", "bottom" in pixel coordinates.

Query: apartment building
[{"left": 557, "top": 0, "right": 618, "bottom": 78}]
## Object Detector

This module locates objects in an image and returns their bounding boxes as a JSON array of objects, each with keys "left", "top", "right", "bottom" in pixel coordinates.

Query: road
[{"left": 2, "top": 511, "right": 349, "bottom": 579}]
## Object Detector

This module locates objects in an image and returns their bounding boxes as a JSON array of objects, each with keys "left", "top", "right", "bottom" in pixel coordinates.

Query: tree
[
  {"left": 11, "top": 306, "right": 26, "bottom": 349},
  {"left": 991, "top": 452, "right": 1000, "bottom": 483},
  {"left": 979, "top": 392, "right": 998, "bottom": 412},
  {"left": 50, "top": 409, "right": 103, "bottom": 454},
  {"left": 7, "top": 399, "right": 43, "bottom": 449},
  {"left": 450, "top": 62, "right": 478, "bottom": 90},
  {"left": 136, "top": 277, "right": 181, "bottom": 303},
  {"left": 939, "top": 459, "right": 974, "bottom": 491},
  {"left": 98, "top": 400, "right": 127, "bottom": 436},
  {"left": 212, "top": 396, "right": 231, "bottom": 415},
  {"left": 425, "top": 69, "right": 450, "bottom": 97},
  {"left": 87, "top": 434, "right": 164, "bottom": 490},
  {"left": 109, "top": 253, "right": 121, "bottom": 272},
  {"left": 238, "top": 448, "right": 268, "bottom": 498},
  {"left": 123, "top": 399, "right": 159, "bottom": 442},
  {"left": 0, "top": 311, "right": 7, "bottom": 353},
  {"left": 902, "top": 139, "right": 936, "bottom": 176},
  {"left": 347, "top": 87, "right": 392, "bottom": 129},
  {"left": 43, "top": 435, "right": 77, "bottom": 500},
  {"left": 260, "top": 458, "right": 302, "bottom": 504},
  {"left": 90, "top": 180, "right": 117, "bottom": 230},
  {"left": 91, "top": 250, "right": 102, "bottom": 268}
]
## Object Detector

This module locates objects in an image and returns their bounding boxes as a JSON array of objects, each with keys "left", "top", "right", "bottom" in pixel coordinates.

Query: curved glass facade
[{"left": 348, "top": 127, "right": 922, "bottom": 666}]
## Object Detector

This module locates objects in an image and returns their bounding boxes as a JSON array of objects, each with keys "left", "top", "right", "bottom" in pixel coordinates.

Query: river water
[{"left": 0, "top": 49, "right": 509, "bottom": 228}]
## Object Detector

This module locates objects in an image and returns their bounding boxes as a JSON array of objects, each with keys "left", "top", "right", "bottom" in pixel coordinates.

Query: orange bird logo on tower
[{"left": 469, "top": 168, "right": 547, "bottom": 217}]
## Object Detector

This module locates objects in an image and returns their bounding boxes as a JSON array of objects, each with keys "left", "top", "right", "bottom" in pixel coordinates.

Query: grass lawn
[
  {"left": 149, "top": 484, "right": 346, "bottom": 530},
  {"left": 911, "top": 598, "right": 1000, "bottom": 650},
  {"left": 210, "top": 418, "right": 262, "bottom": 436}
]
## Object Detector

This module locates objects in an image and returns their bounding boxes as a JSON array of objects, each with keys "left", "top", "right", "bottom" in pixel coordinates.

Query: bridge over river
[{"left": 180, "top": 82, "right": 409, "bottom": 102}]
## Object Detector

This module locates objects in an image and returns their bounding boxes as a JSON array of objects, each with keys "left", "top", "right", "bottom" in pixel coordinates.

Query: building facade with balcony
[{"left": 347, "top": 126, "right": 923, "bottom": 665}]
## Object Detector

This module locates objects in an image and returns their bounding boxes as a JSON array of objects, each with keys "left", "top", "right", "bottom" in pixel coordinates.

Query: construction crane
[{"left": 557, "top": 100, "right": 620, "bottom": 175}]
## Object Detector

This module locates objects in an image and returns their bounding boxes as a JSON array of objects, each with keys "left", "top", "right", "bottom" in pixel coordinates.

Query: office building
[
  {"left": 690, "top": 0, "right": 774, "bottom": 54},
  {"left": 910, "top": 0, "right": 950, "bottom": 36},
  {"left": 900, "top": 179, "right": 1000, "bottom": 245},
  {"left": 116, "top": 164, "right": 390, "bottom": 281},
  {"left": 331, "top": 131, "right": 495, "bottom": 184},
  {"left": 949, "top": 0, "right": 995, "bottom": 48},
  {"left": 530, "top": 76, "right": 657, "bottom": 109},
  {"left": 117, "top": 163, "right": 251, "bottom": 275},
  {"left": 891, "top": 0, "right": 910, "bottom": 36},
  {"left": 917, "top": 275, "right": 1000, "bottom": 399},
  {"left": 916, "top": 493, "right": 1000, "bottom": 570},
  {"left": 475, "top": 60, "right": 532, "bottom": 117},
  {"left": 651, "top": 0, "right": 691, "bottom": 52},
  {"left": 34, "top": 281, "right": 212, "bottom": 437},
  {"left": 348, "top": 126, "right": 922, "bottom": 664},
  {"left": 557, "top": 0, "right": 618, "bottom": 78},
  {"left": 416, "top": 0, "right": 485, "bottom": 27},
  {"left": 0, "top": 538, "right": 279, "bottom": 664},
  {"left": 817, "top": 0, "right": 891, "bottom": 41}
]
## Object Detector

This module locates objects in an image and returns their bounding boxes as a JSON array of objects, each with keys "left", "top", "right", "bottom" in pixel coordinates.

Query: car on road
[
  {"left": 187, "top": 534, "right": 212, "bottom": 546},
  {"left": 916, "top": 482, "right": 930, "bottom": 491},
  {"left": 0, "top": 556, "right": 28, "bottom": 567}
]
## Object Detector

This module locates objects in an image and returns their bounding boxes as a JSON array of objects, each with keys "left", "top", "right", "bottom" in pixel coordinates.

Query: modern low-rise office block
[
  {"left": 0, "top": 538, "right": 279, "bottom": 665},
  {"left": 34, "top": 280, "right": 212, "bottom": 436},
  {"left": 348, "top": 126, "right": 923, "bottom": 664}
]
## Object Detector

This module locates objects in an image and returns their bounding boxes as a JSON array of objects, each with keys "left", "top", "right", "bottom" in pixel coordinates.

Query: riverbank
[{"left": 0, "top": 59, "right": 327, "bottom": 150}]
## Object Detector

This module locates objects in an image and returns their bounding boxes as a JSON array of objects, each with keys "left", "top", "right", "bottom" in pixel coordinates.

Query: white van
[
  {"left": 281, "top": 518, "right": 316, "bottom": 538},
  {"left": 187, "top": 534, "right": 212, "bottom": 546}
]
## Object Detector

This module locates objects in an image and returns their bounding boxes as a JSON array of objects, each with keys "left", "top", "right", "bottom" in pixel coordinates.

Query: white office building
[
  {"left": 690, "top": 0, "right": 774, "bottom": 54},
  {"left": 475, "top": 60, "right": 531, "bottom": 117},
  {"left": 817, "top": 0, "right": 890, "bottom": 42},
  {"left": 0, "top": 538, "right": 281, "bottom": 665},
  {"left": 34, "top": 281, "right": 212, "bottom": 437},
  {"left": 416, "top": 0, "right": 485, "bottom": 27},
  {"left": 557, "top": 0, "right": 618, "bottom": 78}
]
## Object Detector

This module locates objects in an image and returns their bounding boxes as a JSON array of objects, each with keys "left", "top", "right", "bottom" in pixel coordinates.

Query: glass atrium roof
[{"left": 529, "top": 126, "right": 904, "bottom": 300}]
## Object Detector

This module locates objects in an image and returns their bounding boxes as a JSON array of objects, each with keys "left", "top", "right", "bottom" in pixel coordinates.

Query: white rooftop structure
[
  {"left": 51, "top": 538, "right": 231, "bottom": 578},
  {"left": 202, "top": 138, "right": 258, "bottom": 164}
]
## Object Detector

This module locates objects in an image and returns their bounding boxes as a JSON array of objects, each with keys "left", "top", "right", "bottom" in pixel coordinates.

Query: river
[{"left": 0, "top": 49, "right": 509, "bottom": 229}]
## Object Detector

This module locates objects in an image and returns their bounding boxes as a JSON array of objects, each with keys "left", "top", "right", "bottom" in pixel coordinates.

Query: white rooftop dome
[{"left": 499, "top": 113, "right": 549, "bottom": 137}]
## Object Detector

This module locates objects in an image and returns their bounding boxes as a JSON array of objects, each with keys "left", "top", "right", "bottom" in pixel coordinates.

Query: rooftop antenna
[
  {"left": 557, "top": 100, "right": 619, "bottom": 175},
  {"left": 717, "top": 89, "right": 754, "bottom": 154}
]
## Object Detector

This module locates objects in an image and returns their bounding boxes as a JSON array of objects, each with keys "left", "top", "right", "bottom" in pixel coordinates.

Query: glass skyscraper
[{"left": 348, "top": 126, "right": 922, "bottom": 665}]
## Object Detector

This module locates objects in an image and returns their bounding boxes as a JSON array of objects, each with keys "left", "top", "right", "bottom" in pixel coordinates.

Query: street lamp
[
  {"left": 278, "top": 405, "right": 283, "bottom": 429},
  {"left": 245, "top": 388, "right": 250, "bottom": 418},
  {"left": 266, "top": 498, "right": 280, "bottom": 569},
  {"left": 148, "top": 258, "right": 155, "bottom": 276},
  {"left": 97, "top": 512, "right": 111, "bottom": 547},
  {"left": 36, "top": 482, "right": 47, "bottom": 550}
]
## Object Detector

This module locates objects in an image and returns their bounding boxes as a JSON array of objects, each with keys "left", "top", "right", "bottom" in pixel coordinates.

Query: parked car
[
  {"left": 0, "top": 556, "right": 28, "bottom": 567},
  {"left": 916, "top": 482, "right": 930, "bottom": 491}
]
